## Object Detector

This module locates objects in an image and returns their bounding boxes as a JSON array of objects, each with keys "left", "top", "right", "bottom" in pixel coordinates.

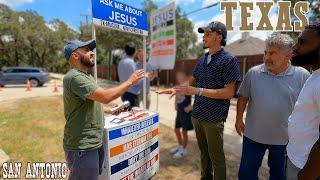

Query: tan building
[{"left": 224, "top": 32, "right": 265, "bottom": 80}]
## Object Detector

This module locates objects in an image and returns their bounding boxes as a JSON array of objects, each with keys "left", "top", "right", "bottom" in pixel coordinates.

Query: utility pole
[
  {"left": 182, "top": 1, "right": 220, "bottom": 17},
  {"left": 80, "top": 14, "right": 91, "bottom": 26}
]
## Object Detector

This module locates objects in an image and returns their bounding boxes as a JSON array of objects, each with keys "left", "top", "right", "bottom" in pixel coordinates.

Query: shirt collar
[
  {"left": 206, "top": 48, "right": 224, "bottom": 57},
  {"left": 312, "top": 68, "right": 320, "bottom": 74},
  {"left": 260, "top": 63, "right": 294, "bottom": 76},
  {"left": 124, "top": 55, "right": 134, "bottom": 60},
  {"left": 204, "top": 48, "right": 224, "bottom": 65}
]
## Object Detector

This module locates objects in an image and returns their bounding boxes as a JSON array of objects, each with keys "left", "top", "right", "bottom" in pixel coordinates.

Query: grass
[
  {"left": 0, "top": 96, "right": 268, "bottom": 179},
  {"left": 0, "top": 96, "right": 65, "bottom": 163}
]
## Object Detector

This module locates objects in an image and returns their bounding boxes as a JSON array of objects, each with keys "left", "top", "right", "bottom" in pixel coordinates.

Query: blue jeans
[
  {"left": 64, "top": 145, "right": 105, "bottom": 180},
  {"left": 239, "top": 136, "right": 286, "bottom": 180}
]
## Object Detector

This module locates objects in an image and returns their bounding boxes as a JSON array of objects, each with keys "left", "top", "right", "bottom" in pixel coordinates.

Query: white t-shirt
[{"left": 287, "top": 69, "right": 320, "bottom": 169}]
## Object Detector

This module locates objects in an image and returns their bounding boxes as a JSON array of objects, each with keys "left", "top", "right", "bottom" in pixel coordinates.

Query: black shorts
[{"left": 175, "top": 108, "right": 193, "bottom": 131}]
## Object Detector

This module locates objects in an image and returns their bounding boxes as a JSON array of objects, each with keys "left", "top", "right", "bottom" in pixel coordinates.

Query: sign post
[
  {"left": 92, "top": 23, "right": 98, "bottom": 81},
  {"left": 91, "top": 1, "right": 159, "bottom": 179},
  {"left": 91, "top": 0, "right": 148, "bottom": 109}
]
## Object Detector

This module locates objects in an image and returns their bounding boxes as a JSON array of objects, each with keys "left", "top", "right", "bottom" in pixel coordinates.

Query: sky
[{"left": 0, "top": 0, "right": 299, "bottom": 44}]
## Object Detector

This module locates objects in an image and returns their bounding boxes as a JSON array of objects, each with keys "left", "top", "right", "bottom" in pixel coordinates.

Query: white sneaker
[
  {"left": 173, "top": 148, "right": 186, "bottom": 159},
  {"left": 169, "top": 145, "right": 182, "bottom": 154}
]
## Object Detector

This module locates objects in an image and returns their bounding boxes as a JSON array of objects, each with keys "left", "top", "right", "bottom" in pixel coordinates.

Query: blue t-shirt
[
  {"left": 136, "top": 62, "right": 154, "bottom": 94},
  {"left": 118, "top": 55, "right": 141, "bottom": 95},
  {"left": 176, "top": 94, "right": 191, "bottom": 110}
]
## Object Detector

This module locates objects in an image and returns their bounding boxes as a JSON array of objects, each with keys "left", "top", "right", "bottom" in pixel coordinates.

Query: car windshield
[{"left": 3, "top": 69, "right": 13, "bottom": 73}]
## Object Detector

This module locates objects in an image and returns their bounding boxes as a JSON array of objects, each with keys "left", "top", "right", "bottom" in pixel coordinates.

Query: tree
[
  {"left": 141, "top": 1, "right": 203, "bottom": 61},
  {"left": 0, "top": 3, "right": 78, "bottom": 72},
  {"left": 176, "top": 6, "right": 203, "bottom": 60},
  {"left": 0, "top": 4, "right": 27, "bottom": 67}
]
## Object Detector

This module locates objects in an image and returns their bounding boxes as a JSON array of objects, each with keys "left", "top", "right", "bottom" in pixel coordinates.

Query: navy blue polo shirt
[{"left": 192, "top": 49, "right": 240, "bottom": 122}]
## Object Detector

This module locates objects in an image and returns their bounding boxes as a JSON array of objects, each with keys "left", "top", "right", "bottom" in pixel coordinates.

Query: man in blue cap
[{"left": 62, "top": 39, "right": 144, "bottom": 180}]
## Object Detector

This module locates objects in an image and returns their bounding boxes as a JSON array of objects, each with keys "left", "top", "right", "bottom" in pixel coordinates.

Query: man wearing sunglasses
[{"left": 62, "top": 40, "right": 144, "bottom": 180}]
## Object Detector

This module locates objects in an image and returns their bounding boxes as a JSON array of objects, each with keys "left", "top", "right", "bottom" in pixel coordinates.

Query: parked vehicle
[{"left": 0, "top": 67, "right": 51, "bottom": 87}]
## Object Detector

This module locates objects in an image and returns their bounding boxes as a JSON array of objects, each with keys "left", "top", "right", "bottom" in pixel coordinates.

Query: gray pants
[
  {"left": 64, "top": 145, "right": 105, "bottom": 180},
  {"left": 286, "top": 158, "right": 301, "bottom": 180}
]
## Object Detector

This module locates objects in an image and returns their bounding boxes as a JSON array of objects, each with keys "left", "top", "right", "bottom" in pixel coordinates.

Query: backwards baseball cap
[
  {"left": 64, "top": 39, "right": 96, "bottom": 60},
  {"left": 198, "top": 21, "right": 227, "bottom": 38}
]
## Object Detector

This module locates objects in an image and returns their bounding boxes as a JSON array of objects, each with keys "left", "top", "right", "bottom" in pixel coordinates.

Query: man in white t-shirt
[{"left": 287, "top": 24, "right": 320, "bottom": 180}]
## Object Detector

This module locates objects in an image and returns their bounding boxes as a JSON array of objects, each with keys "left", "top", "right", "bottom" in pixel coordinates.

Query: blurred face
[
  {"left": 202, "top": 30, "right": 222, "bottom": 49},
  {"left": 263, "top": 45, "right": 292, "bottom": 73},
  {"left": 135, "top": 49, "right": 144, "bottom": 64},
  {"left": 72, "top": 46, "right": 95, "bottom": 68},
  {"left": 176, "top": 72, "right": 188, "bottom": 85}
]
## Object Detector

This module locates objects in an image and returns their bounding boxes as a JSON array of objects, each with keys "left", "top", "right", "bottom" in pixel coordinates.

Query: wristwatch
[{"left": 196, "top": 88, "right": 204, "bottom": 96}]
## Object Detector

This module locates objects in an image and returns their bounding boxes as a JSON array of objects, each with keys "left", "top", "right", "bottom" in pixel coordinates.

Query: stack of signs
[
  {"left": 104, "top": 111, "right": 159, "bottom": 179},
  {"left": 149, "top": 2, "right": 176, "bottom": 70},
  {"left": 92, "top": 0, "right": 148, "bottom": 36}
]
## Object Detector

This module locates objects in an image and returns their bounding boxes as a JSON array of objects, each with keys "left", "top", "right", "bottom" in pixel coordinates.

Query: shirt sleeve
[
  {"left": 223, "top": 56, "right": 241, "bottom": 85},
  {"left": 193, "top": 60, "right": 202, "bottom": 79},
  {"left": 237, "top": 71, "right": 251, "bottom": 98},
  {"left": 302, "top": 71, "right": 311, "bottom": 84},
  {"left": 70, "top": 75, "right": 99, "bottom": 100},
  {"left": 147, "top": 63, "right": 154, "bottom": 72},
  {"left": 129, "top": 61, "right": 136, "bottom": 74}
]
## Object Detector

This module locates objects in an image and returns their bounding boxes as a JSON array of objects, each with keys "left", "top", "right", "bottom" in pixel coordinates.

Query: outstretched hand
[
  {"left": 156, "top": 88, "right": 176, "bottom": 99},
  {"left": 127, "top": 70, "right": 145, "bottom": 85}
]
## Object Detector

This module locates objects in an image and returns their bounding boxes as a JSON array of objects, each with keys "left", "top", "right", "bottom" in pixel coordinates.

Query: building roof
[{"left": 224, "top": 36, "right": 265, "bottom": 56}]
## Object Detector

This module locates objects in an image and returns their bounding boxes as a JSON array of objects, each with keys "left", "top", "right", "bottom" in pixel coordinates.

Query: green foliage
[
  {"left": 0, "top": 0, "right": 208, "bottom": 72},
  {"left": 0, "top": 3, "right": 77, "bottom": 72},
  {"left": 175, "top": 6, "right": 203, "bottom": 60}
]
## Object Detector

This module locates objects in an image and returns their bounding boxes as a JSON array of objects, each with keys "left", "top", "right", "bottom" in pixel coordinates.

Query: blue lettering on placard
[
  {"left": 108, "top": 115, "right": 159, "bottom": 140},
  {"left": 92, "top": 0, "right": 147, "bottom": 31},
  {"left": 152, "top": 9, "right": 174, "bottom": 26},
  {"left": 110, "top": 141, "right": 158, "bottom": 175}
]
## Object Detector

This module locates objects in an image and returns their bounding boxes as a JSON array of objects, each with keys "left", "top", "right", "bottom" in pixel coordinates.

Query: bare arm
[
  {"left": 201, "top": 82, "right": 237, "bottom": 100},
  {"left": 235, "top": 97, "right": 248, "bottom": 136},
  {"left": 298, "top": 136, "right": 320, "bottom": 180},
  {"left": 157, "top": 76, "right": 196, "bottom": 97},
  {"left": 237, "top": 97, "right": 248, "bottom": 122},
  {"left": 88, "top": 70, "right": 144, "bottom": 104}
]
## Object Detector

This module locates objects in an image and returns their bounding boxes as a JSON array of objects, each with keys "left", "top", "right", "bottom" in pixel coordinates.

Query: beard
[
  {"left": 79, "top": 53, "right": 95, "bottom": 68},
  {"left": 291, "top": 49, "right": 320, "bottom": 67}
]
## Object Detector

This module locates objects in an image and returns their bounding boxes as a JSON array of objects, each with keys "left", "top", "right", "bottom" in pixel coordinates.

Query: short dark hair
[
  {"left": 305, "top": 23, "right": 320, "bottom": 35},
  {"left": 221, "top": 38, "right": 226, "bottom": 46},
  {"left": 215, "top": 31, "right": 226, "bottom": 46},
  {"left": 124, "top": 42, "right": 136, "bottom": 56}
]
